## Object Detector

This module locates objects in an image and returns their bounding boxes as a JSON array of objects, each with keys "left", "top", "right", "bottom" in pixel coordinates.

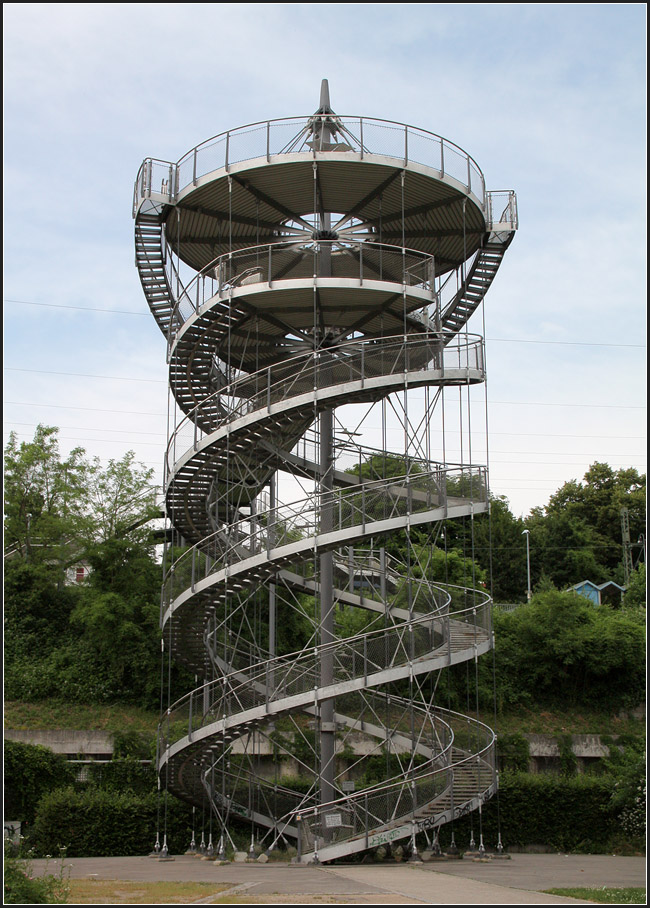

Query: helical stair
[{"left": 133, "top": 82, "right": 517, "bottom": 862}]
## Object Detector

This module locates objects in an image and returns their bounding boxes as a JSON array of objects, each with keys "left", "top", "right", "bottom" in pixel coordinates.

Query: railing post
[
  {"left": 364, "top": 794, "right": 369, "bottom": 848},
  {"left": 193, "top": 148, "right": 197, "bottom": 186},
  {"left": 404, "top": 125, "right": 408, "bottom": 166},
  {"left": 266, "top": 121, "right": 271, "bottom": 162},
  {"left": 440, "top": 139, "right": 445, "bottom": 178},
  {"left": 360, "top": 118, "right": 364, "bottom": 159},
  {"left": 225, "top": 131, "right": 230, "bottom": 172},
  {"left": 360, "top": 342, "right": 364, "bottom": 389}
]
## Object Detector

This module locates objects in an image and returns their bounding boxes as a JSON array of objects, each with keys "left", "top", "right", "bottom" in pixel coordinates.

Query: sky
[{"left": 3, "top": 3, "right": 647, "bottom": 519}]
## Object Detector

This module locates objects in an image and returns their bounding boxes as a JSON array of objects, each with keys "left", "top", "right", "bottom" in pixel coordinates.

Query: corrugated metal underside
[
  {"left": 164, "top": 157, "right": 486, "bottom": 275},
  {"left": 168, "top": 284, "right": 434, "bottom": 415}
]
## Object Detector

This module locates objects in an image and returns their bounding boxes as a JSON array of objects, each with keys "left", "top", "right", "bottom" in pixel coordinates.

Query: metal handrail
[
  {"left": 133, "top": 114, "right": 487, "bottom": 214},
  {"left": 158, "top": 590, "right": 491, "bottom": 756},
  {"left": 165, "top": 239, "right": 438, "bottom": 349},
  {"left": 163, "top": 464, "right": 488, "bottom": 607},
  {"left": 166, "top": 333, "right": 485, "bottom": 471}
]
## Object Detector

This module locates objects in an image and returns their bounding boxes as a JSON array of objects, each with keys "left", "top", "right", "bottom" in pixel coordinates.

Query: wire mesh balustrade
[
  {"left": 133, "top": 116, "right": 487, "bottom": 215},
  {"left": 158, "top": 593, "right": 490, "bottom": 758},
  {"left": 163, "top": 464, "right": 487, "bottom": 606},
  {"left": 165, "top": 334, "right": 485, "bottom": 462}
]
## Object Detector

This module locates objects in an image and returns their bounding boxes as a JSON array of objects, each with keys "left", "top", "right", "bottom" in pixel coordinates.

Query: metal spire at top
[
  {"left": 308, "top": 79, "right": 353, "bottom": 152},
  {"left": 317, "top": 78, "right": 333, "bottom": 114}
]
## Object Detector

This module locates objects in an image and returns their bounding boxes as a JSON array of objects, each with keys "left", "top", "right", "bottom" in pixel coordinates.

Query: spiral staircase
[{"left": 134, "top": 82, "right": 517, "bottom": 862}]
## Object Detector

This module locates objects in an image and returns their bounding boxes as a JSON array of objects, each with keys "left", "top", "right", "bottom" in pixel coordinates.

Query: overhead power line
[
  {"left": 3, "top": 402, "right": 645, "bottom": 439},
  {"left": 4, "top": 298, "right": 646, "bottom": 349},
  {"left": 4, "top": 367, "right": 645, "bottom": 409}
]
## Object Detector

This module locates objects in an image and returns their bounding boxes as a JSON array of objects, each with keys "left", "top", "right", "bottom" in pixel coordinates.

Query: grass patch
[
  {"left": 494, "top": 707, "right": 645, "bottom": 737},
  {"left": 6, "top": 701, "right": 644, "bottom": 740},
  {"left": 544, "top": 888, "right": 646, "bottom": 904},
  {"left": 67, "top": 879, "right": 231, "bottom": 904},
  {"left": 4, "top": 702, "right": 159, "bottom": 735}
]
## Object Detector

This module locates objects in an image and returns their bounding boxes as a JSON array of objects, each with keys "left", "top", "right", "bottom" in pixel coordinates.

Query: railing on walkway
[
  {"left": 163, "top": 464, "right": 488, "bottom": 605},
  {"left": 166, "top": 240, "right": 438, "bottom": 344},
  {"left": 133, "top": 115, "right": 487, "bottom": 216},
  {"left": 166, "top": 333, "right": 485, "bottom": 462},
  {"left": 158, "top": 589, "right": 491, "bottom": 760}
]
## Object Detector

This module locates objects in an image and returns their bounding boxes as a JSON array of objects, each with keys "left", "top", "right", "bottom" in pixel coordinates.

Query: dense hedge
[
  {"left": 4, "top": 741, "right": 76, "bottom": 826},
  {"left": 27, "top": 771, "right": 632, "bottom": 858},
  {"left": 85, "top": 757, "right": 156, "bottom": 795},
  {"left": 29, "top": 787, "right": 194, "bottom": 858},
  {"left": 438, "top": 772, "right": 624, "bottom": 853}
]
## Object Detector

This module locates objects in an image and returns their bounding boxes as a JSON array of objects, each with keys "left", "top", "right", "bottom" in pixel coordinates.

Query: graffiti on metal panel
[{"left": 368, "top": 826, "right": 406, "bottom": 848}]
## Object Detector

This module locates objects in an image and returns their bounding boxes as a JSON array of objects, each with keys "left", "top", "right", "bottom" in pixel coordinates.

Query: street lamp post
[{"left": 522, "top": 529, "right": 531, "bottom": 602}]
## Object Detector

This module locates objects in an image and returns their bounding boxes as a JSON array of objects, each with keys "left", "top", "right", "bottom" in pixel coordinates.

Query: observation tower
[{"left": 133, "top": 81, "right": 517, "bottom": 862}]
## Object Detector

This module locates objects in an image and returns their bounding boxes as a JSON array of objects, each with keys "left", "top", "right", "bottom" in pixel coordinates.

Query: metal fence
[
  {"left": 166, "top": 333, "right": 485, "bottom": 466},
  {"left": 133, "top": 115, "right": 487, "bottom": 216}
]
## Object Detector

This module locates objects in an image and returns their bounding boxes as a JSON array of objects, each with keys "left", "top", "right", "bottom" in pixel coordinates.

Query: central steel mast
[{"left": 316, "top": 79, "right": 337, "bottom": 818}]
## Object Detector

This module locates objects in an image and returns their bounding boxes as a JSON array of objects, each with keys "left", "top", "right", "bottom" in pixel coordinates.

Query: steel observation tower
[{"left": 133, "top": 81, "right": 517, "bottom": 863}]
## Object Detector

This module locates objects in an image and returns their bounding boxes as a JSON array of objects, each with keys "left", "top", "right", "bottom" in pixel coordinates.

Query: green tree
[
  {"left": 4, "top": 427, "right": 89, "bottom": 568},
  {"left": 85, "top": 451, "right": 158, "bottom": 543},
  {"left": 4, "top": 427, "right": 165, "bottom": 709},
  {"left": 3, "top": 740, "right": 75, "bottom": 825},
  {"left": 471, "top": 495, "right": 528, "bottom": 602},
  {"left": 69, "top": 538, "right": 162, "bottom": 707},
  {"left": 544, "top": 463, "right": 646, "bottom": 580},
  {"left": 487, "top": 590, "right": 646, "bottom": 712},
  {"left": 526, "top": 509, "right": 607, "bottom": 590},
  {"left": 4, "top": 426, "right": 160, "bottom": 562},
  {"left": 623, "top": 564, "right": 645, "bottom": 609}
]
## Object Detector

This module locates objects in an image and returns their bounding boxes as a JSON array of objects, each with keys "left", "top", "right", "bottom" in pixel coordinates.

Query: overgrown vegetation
[
  {"left": 4, "top": 842, "right": 70, "bottom": 905},
  {"left": 3, "top": 741, "right": 75, "bottom": 826},
  {"left": 543, "top": 888, "right": 646, "bottom": 904},
  {"left": 439, "top": 771, "right": 644, "bottom": 854},
  {"left": 3, "top": 428, "right": 646, "bottom": 858}
]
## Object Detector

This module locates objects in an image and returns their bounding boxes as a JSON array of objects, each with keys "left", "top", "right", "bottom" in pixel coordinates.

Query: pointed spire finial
[{"left": 318, "top": 79, "right": 333, "bottom": 114}]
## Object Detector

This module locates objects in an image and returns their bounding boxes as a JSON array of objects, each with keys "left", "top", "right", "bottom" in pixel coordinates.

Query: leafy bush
[
  {"left": 86, "top": 758, "right": 156, "bottom": 795},
  {"left": 439, "top": 772, "right": 631, "bottom": 853},
  {"left": 30, "top": 787, "right": 194, "bottom": 857},
  {"left": 4, "top": 741, "right": 76, "bottom": 826},
  {"left": 603, "top": 738, "right": 646, "bottom": 842},
  {"left": 486, "top": 591, "right": 646, "bottom": 712},
  {"left": 497, "top": 733, "right": 530, "bottom": 773},
  {"left": 4, "top": 842, "right": 69, "bottom": 904}
]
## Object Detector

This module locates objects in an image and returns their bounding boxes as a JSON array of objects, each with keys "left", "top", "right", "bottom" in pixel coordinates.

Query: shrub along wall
[
  {"left": 4, "top": 740, "right": 76, "bottom": 826},
  {"left": 437, "top": 772, "right": 622, "bottom": 854},
  {"left": 29, "top": 788, "right": 193, "bottom": 858},
  {"left": 29, "top": 772, "right": 628, "bottom": 858}
]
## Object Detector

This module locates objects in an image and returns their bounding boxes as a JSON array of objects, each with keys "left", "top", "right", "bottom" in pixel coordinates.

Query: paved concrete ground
[{"left": 28, "top": 853, "right": 646, "bottom": 904}]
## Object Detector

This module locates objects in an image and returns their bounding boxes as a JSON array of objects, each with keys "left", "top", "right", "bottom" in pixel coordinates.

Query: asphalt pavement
[{"left": 27, "top": 852, "right": 646, "bottom": 904}]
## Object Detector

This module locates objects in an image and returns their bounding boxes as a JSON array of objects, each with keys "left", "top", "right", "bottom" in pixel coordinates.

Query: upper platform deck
[{"left": 133, "top": 114, "right": 507, "bottom": 278}]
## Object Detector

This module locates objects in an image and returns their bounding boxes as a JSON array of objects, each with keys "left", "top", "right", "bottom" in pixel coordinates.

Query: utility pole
[
  {"left": 522, "top": 529, "right": 531, "bottom": 602},
  {"left": 620, "top": 507, "right": 633, "bottom": 587}
]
